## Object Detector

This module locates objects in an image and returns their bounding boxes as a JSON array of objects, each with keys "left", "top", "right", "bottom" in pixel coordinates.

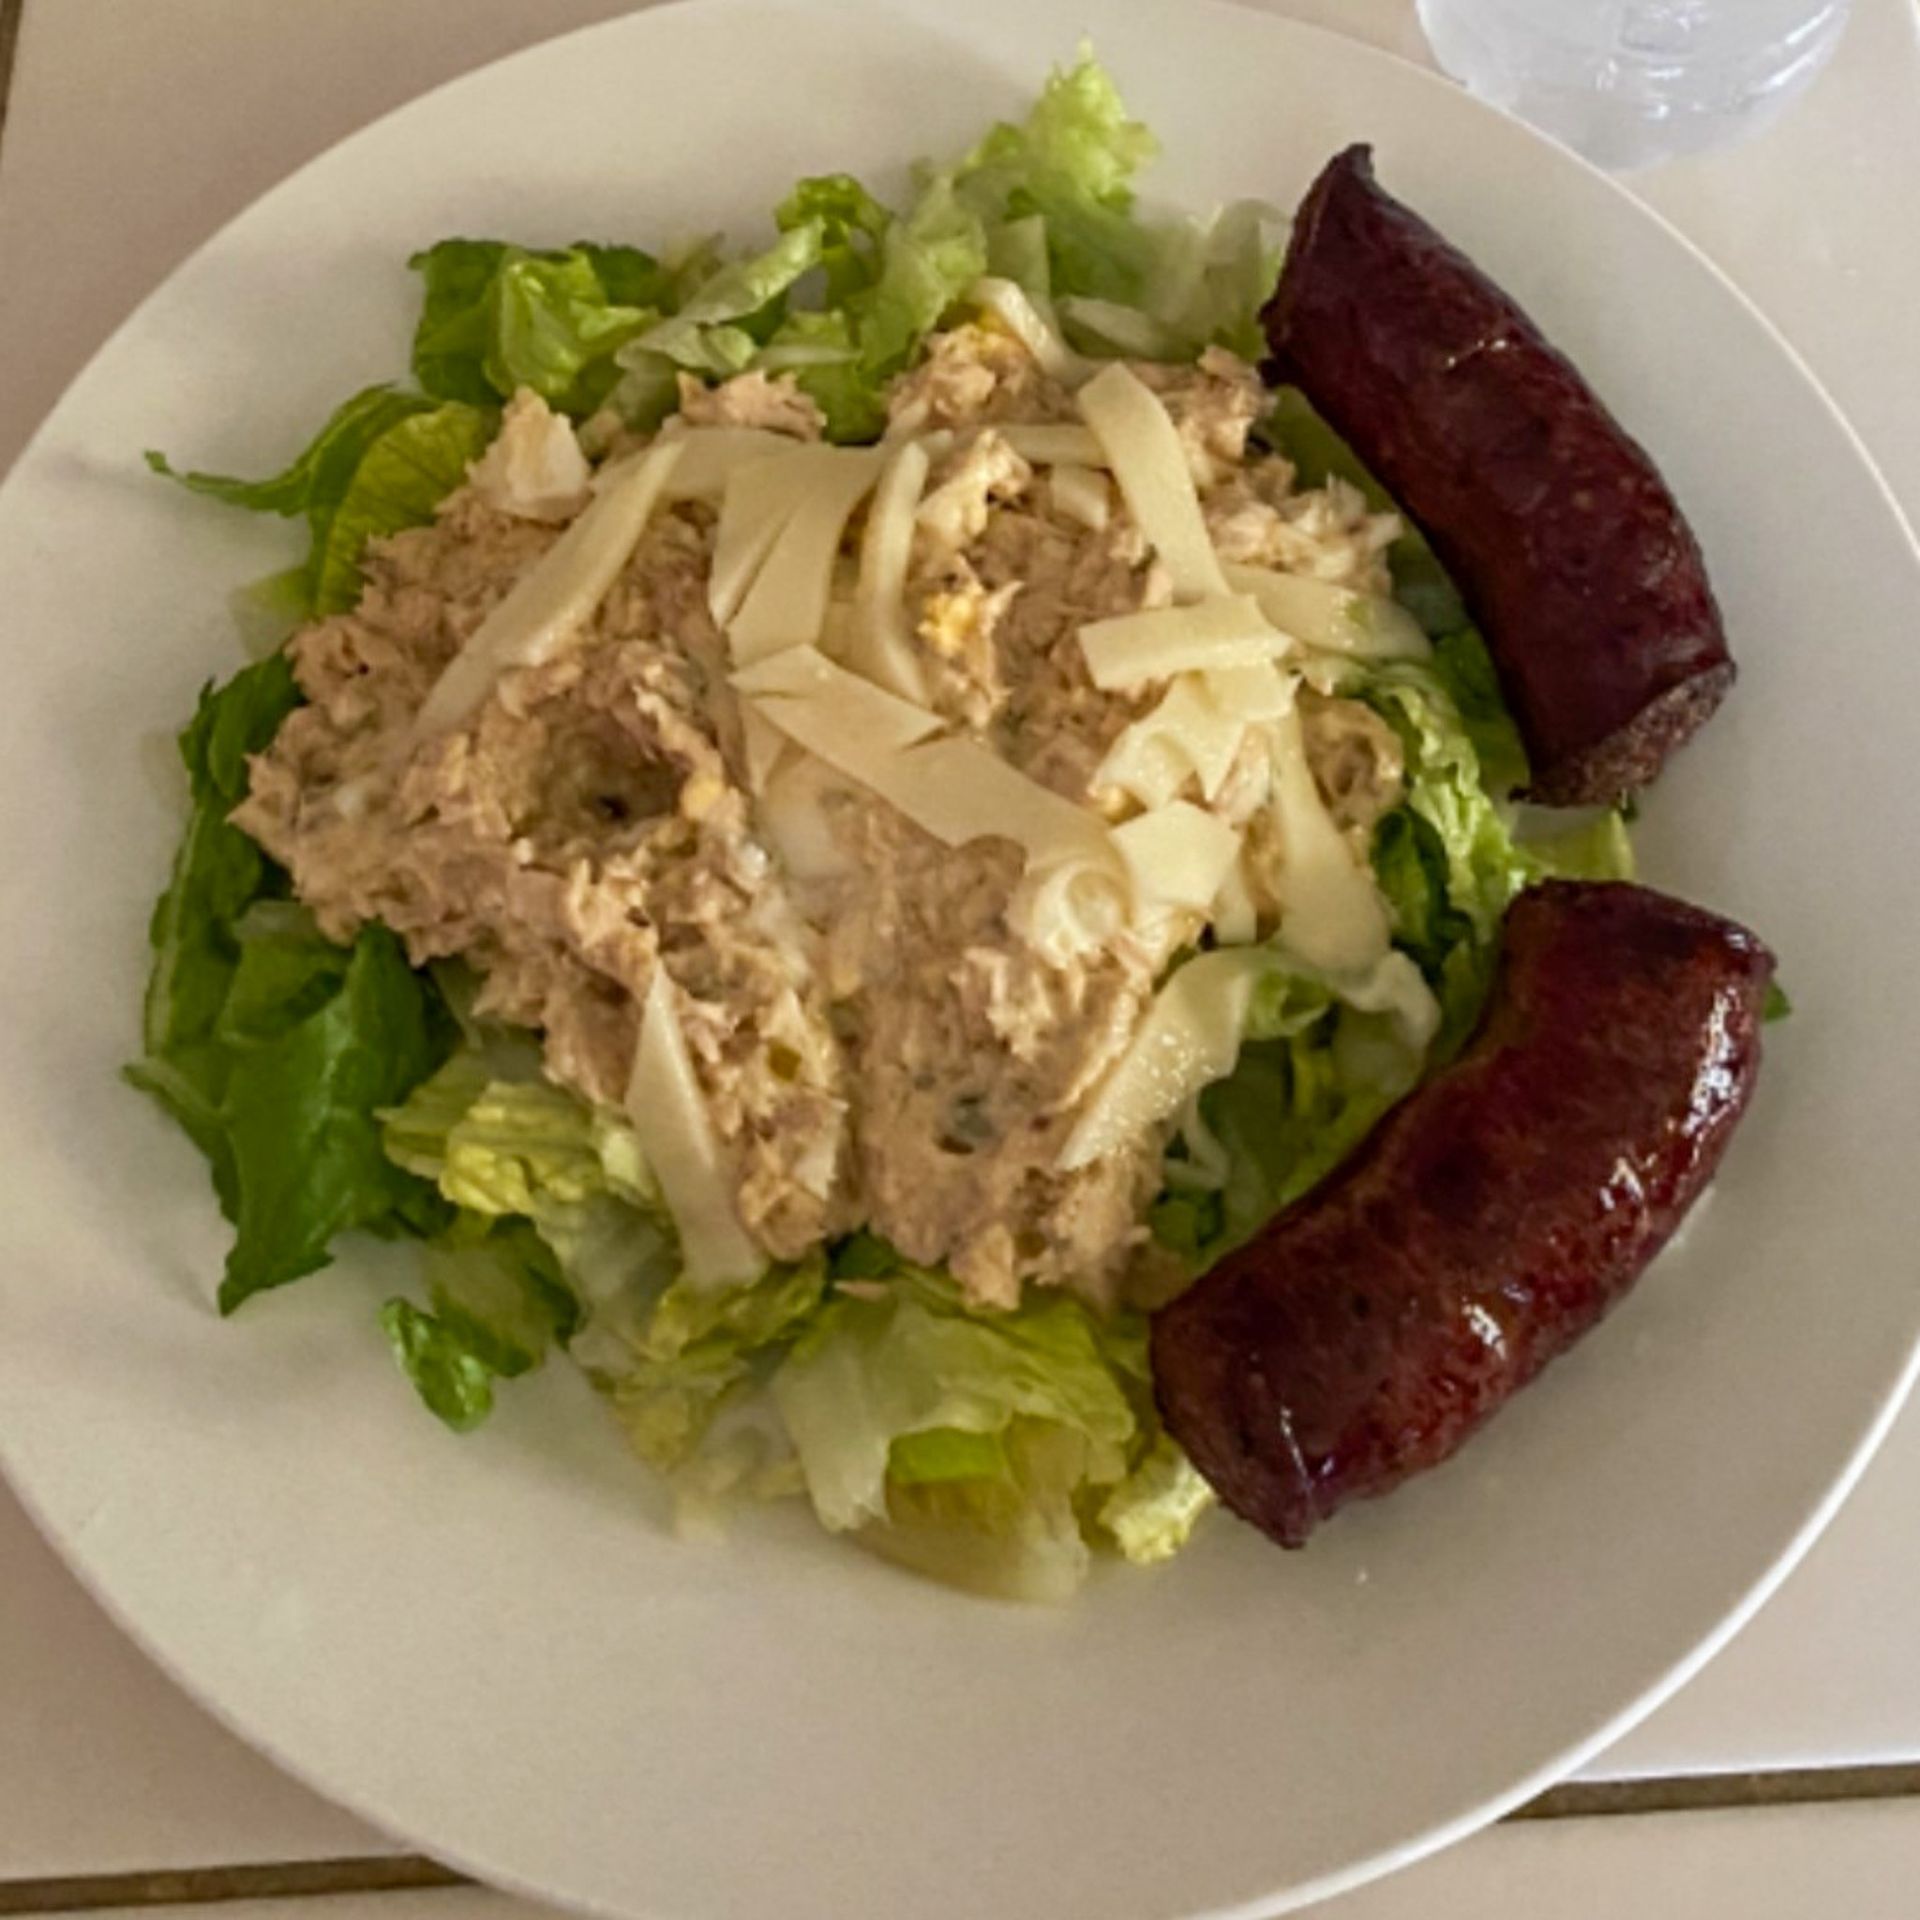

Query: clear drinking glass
[{"left": 1414, "top": 0, "right": 1855, "bottom": 170}]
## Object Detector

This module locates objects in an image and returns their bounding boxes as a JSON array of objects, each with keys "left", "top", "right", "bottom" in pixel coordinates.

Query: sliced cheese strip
[
  {"left": 1204, "top": 658, "right": 1296, "bottom": 722},
  {"left": 1076, "top": 363, "right": 1231, "bottom": 602},
  {"left": 1091, "top": 721, "right": 1194, "bottom": 812},
  {"left": 663, "top": 426, "right": 807, "bottom": 505},
  {"left": 971, "top": 277, "right": 1093, "bottom": 386},
  {"left": 1113, "top": 801, "right": 1242, "bottom": 913},
  {"left": 740, "top": 707, "right": 792, "bottom": 796},
  {"left": 1211, "top": 854, "right": 1259, "bottom": 945},
  {"left": 1152, "top": 676, "right": 1247, "bottom": 799},
  {"left": 734, "top": 645, "right": 944, "bottom": 760},
  {"left": 848, "top": 439, "right": 933, "bottom": 704},
  {"left": 998, "top": 423, "right": 1108, "bottom": 467},
  {"left": 1049, "top": 462, "right": 1110, "bottom": 531},
  {"left": 1268, "top": 699, "right": 1391, "bottom": 974},
  {"left": 414, "top": 436, "right": 685, "bottom": 741},
  {"left": 728, "top": 448, "right": 885, "bottom": 665},
  {"left": 1093, "top": 674, "right": 1248, "bottom": 809},
  {"left": 886, "top": 736, "right": 1116, "bottom": 868},
  {"left": 1224, "top": 563, "right": 1430, "bottom": 662},
  {"left": 1059, "top": 950, "right": 1263, "bottom": 1171},
  {"left": 1059, "top": 944, "right": 1438, "bottom": 1174},
  {"left": 625, "top": 969, "right": 763, "bottom": 1292},
  {"left": 709, "top": 448, "right": 819, "bottom": 626},
  {"left": 1080, "top": 595, "right": 1286, "bottom": 691}
]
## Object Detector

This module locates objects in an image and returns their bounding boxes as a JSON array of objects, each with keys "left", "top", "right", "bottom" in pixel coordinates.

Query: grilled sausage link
[
  {"left": 1264, "top": 147, "right": 1733, "bottom": 806},
  {"left": 1151, "top": 881, "right": 1774, "bottom": 1548}
]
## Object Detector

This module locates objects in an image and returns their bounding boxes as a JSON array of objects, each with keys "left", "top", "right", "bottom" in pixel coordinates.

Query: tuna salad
[{"left": 130, "top": 56, "right": 1632, "bottom": 1601}]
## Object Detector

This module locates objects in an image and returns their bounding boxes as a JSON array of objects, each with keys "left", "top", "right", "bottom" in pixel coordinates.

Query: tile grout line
[
  {"left": 0, "top": 1859, "right": 468, "bottom": 1917},
  {"left": 6, "top": 1767, "right": 1920, "bottom": 1915},
  {"left": 0, "top": 0, "right": 23, "bottom": 181}
]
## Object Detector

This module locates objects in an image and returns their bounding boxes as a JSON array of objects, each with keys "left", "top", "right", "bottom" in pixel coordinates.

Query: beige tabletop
[{"left": 4, "top": 2, "right": 1920, "bottom": 1914}]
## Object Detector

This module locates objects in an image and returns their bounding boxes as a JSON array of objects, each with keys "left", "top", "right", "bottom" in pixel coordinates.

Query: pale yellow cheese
[
  {"left": 733, "top": 645, "right": 944, "bottom": 763},
  {"left": 1113, "top": 802, "right": 1242, "bottom": 913},
  {"left": 997, "top": 423, "right": 1109, "bottom": 467},
  {"left": 413, "top": 436, "right": 685, "bottom": 741},
  {"left": 1079, "top": 596, "right": 1286, "bottom": 691},
  {"left": 848, "top": 438, "right": 933, "bottom": 704},
  {"left": 726, "top": 448, "right": 885, "bottom": 665},
  {"left": 708, "top": 449, "right": 816, "bottom": 627},
  {"left": 970, "top": 276, "right": 1092, "bottom": 386},
  {"left": 1267, "top": 701, "right": 1391, "bottom": 973},
  {"left": 1224, "top": 563, "right": 1430, "bottom": 662},
  {"left": 1076, "top": 363, "right": 1230, "bottom": 602},
  {"left": 661, "top": 426, "right": 805, "bottom": 505},
  {"left": 625, "top": 970, "right": 763, "bottom": 1292},
  {"left": 1059, "top": 950, "right": 1263, "bottom": 1171},
  {"left": 1048, "top": 462, "right": 1111, "bottom": 531}
]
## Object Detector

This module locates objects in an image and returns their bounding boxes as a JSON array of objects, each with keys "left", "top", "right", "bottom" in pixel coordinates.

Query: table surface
[{"left": 3, "top": 0, "right": 1918, "bottom": 1913}]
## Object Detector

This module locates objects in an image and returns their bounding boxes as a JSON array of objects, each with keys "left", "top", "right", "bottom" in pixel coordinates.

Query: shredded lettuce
[
  {"left": 378, "top": 1051, "right": 829, "bottom": 1468},
  {"left": 1155, "top": 633, "right": 1548, "bottom": 1266},
  {"left": 768, "top": 1239, "right": 1200, "bottom": 1600}
]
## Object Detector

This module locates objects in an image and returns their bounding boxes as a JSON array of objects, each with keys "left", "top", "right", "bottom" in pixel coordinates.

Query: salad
[{"left": 130, "top": 56, "right": 1632, "bottom": 1602}]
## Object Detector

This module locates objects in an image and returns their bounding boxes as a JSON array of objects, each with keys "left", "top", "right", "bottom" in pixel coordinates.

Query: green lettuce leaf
[
  {"left": 763, "top": 1248, "right": 1199, "bottom": 1599},
  {"left": 1155, "top": 637, "right": 1562, "bottom": 1269},
  {"left": 136, "top": 655, "right": 300, "bottom": 1084},
  {"left": 773, "top": 1261, "right": 1137, "bottom": 1535},
  {"left": 1097, "top": 1433, "right": 1216, "bottom": 1565},
  {"left": 380, "top": 1299, "right": 498, "bottom": 1433},
  {"left": 424, "top": 1215, "right": 577, "bottom": 1378},
  {"left": 952, "top": 51, "right": 1160, "bottom": 305},
  {"left": 219, "top": 923, "right": 456, "bottom": 1310},
  {"left": 603, "top": 222, "right": 829, "bottom": 425},
  {"left": 761, "top": 174, "right": 989, "bottom": 441},
  {"left": 1521, "top": 808, "right": 1637, "bottom": 883},
  {"left": 409, "top": 239, "right": 670, "bottom": 414},
  {"left": 148, "top": 387, "right": 495, "bottom": 616},
  {"left": 774, "top": 174, "right": 891, "bottom": 305},
  {"left": 128, "top": 657, "right": 458, "bottom": 1310},
  {"left": 380, "top": 1050, "right": 826, "bottom": 1461},
  {"left": 1150, "top": 1006, "right": 1418, "bottom": 1271}
]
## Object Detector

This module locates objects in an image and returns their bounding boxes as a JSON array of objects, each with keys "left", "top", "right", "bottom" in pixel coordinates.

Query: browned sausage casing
[
  {"left": 1150, "top": 881, "right": 1774, "bottom": 1548},
  {"left": 1263, "top": 147, "right": 1732, "bottom": 807}
]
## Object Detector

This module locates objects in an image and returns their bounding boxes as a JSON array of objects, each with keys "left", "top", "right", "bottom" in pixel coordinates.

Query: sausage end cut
[
  {"left": 1150, "top": 880, "right": 1775, "bottom": 1549},
  {"left": 1263, "top": 147, "right": 1734, "bottom": 808}
]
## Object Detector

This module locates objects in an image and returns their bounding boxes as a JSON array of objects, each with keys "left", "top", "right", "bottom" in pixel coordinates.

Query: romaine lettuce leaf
[
  {"left": 148, "top": 387, "right": 495, "bottom": 616},
  {"left": 380, "top": 1299, "right": 498, "bottom": 1432},
  {"left": 380, "top": 1051, "right": 827, "bottom": 1460},
  {"left": 766, "top": 1245, "right": 1196, "bottom": 1599},
  {"left": 409, "top": 239, "right": 669, "bottom": 414},
  {"left": 773, "top": 1261, "right": 1135, "bottom": 1534},
  {"left": 128, "top": 659, "right": 458, "bottom": 1305},
  {"left": 603, "top": 223, "right": 830, "bottom": 424},
  {"left": 756, "top": 173, "right": 990, "bottom": 442},
  {"left": 218, "top": 922, "right": 456, "bottom": 1309},
  {"left": 952, "top": 51, "right": 1161, "bottom": 305}
]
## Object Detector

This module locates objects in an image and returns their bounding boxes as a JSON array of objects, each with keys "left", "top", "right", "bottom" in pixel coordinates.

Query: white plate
[{"left": 1, "top": 2, "right": 1916, "bottom": 1915}]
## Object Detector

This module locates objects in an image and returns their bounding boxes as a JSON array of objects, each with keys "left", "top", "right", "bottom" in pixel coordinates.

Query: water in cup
[{"left": 1415, "top": 0, "right": 1854, "bottom": 170}]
